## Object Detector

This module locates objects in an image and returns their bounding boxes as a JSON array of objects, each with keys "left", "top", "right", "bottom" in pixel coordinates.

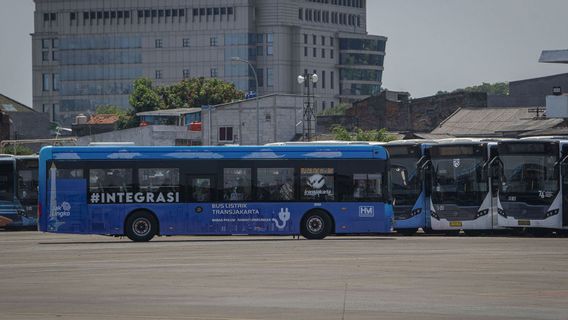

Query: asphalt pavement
[{"left": 0, "top": 232, "right": 567, "bottom": 320}]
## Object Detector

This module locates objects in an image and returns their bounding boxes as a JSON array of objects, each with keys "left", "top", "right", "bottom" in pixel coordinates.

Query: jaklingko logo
[{"left": 51, "top": 201, "right": 71, "bottom": 218}]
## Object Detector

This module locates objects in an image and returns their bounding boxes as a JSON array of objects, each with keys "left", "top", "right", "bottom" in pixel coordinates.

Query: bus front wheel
[
  {"left": 125, "top": 211, "right": 158, "bottom": 242},
  {"left": 301, "top": 210, "right": 332, "bottom": 240}
]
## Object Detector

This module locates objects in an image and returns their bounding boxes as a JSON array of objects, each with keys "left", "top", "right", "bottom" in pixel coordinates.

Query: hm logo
[{"left": 359, "top": 206, "right": 375, "bottom": 218}]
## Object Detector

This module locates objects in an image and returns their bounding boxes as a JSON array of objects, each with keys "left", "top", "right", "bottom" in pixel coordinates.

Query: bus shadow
[{"left": 38, "top": 236, "right": 396, "bottom": 245}]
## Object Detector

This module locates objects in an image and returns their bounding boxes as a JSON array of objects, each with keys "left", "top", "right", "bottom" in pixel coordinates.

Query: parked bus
[
  {"left": 429, "top": 139, "right": 501, "bottom": 235},
  {"left": 385, "top": 141, "right": 435, "bottom": 235},
  {"left": 38, "top": 145, "right": 393, "bottom": 241},
  {"left": 0, "top": 155, "right": 39, "bottom": 229},
  {"left": 497, "top": 139, "right": 568, "bottom": 233}
]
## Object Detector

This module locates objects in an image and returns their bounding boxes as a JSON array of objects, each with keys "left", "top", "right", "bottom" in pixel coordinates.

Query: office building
[{"left": 33, "top": 0, "right": 386, "bottom": 125}]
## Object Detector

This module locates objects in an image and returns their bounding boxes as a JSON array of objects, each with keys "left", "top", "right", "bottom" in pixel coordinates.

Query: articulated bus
[
  {"left": 385, "top": 141, "right": 435, "bottom": 235},
  {"left": 429, "top": 139, "right": 501, "bottom": 235},
  {"left": 38, "top": 145, "right": 393, "bottom": 241},
  {"left": 0, "top": 155, "right": 39, "bottom": 229},
  {"left": 497, "top": 139, "right": 568, "bottom": 233}
]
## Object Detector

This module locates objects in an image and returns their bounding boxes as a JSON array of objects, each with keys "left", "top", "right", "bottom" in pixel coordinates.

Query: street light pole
[
  {"left": 297, "top": 72, "right": 318, "bottom": 142},
  {"left": 231, "top": 57, "right": 260, "bottom": 145}
]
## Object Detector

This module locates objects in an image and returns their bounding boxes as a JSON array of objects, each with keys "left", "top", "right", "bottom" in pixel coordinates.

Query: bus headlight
[
  {"left": 545, "top": 209, "right": 559, "bottom": 218},
  {"left": 476, "top": 209, "right": 489, "bottom": 218}
]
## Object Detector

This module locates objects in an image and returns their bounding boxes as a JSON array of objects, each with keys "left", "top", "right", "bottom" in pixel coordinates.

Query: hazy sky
[{"left": 1, "top": 0, "right": 567, "bottom": 106}]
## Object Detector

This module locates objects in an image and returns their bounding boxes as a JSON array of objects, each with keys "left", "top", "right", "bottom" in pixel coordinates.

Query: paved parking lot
[{"left": 0, "top": 232, "right": 567, "bottom": 320}]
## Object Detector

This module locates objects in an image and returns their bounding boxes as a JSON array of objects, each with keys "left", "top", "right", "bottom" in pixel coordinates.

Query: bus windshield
[
  {"left": 500, "top": 154, "right": 558, "bottom": 204},
  {"left": 0, "top": 161, "right": 14, "bottom": 203},
  {"left": 432, "top": 156, "right": 487, "bottom": 206},
  {"left": 390, "top": 157, "right": 421, "bottom": 206}
]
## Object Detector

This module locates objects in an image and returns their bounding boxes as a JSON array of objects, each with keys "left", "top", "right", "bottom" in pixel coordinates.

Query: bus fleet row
[
  {"left": 386, "top": 138, "right": 568, "bottom": 235},
  {"left": 2, "top": 138, "right": 568, "bottom": 241}
]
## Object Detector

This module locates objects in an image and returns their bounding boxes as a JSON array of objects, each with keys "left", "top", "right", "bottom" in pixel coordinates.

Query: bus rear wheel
[
  {"left": 125, "top": 211, "right": 158, "bottom": 242},
  {"left": 301, "top": 210, "right": 332, "bottom": 240}
]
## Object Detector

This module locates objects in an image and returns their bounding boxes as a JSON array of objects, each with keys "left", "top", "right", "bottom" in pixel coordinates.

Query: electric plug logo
[{"left": 273, "top": 208, "right": 291, "bottom": 229}]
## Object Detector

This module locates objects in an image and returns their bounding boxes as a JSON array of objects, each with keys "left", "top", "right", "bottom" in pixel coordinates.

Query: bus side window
[
  {"left": 256, "top": 168, "right": 295, "bottom": 201},
  {"left": 139, "top": 168, "right": 180, "bottom": 193},
  {"left": 190, "top": 177, "right": 214, "bottom": 202},
  {"left": 89, "top": 168, "right": 133, "bottom": 193},
  {"left": 223, "top": 168, "right": 252, "bottom": 201}
]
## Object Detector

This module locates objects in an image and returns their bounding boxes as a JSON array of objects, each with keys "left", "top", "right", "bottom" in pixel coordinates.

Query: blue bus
[
  {"left": 0, "top": 155, "right": 38, "bottom": 229},
  {"left": 385, "top": 141, "right": 435, "bottom": 235},
  {"left": 38, "top": 145, "right": 393, "bottom": 241}
]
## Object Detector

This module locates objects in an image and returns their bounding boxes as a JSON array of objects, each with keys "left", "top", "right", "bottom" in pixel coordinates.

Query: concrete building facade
[{"left": 33, "top": 0, "right": 386, "bottom": 126}]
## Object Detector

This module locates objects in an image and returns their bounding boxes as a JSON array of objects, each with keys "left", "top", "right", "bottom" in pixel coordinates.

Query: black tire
[
  {"left": 125, "top": 211, "right": 158, "bottom": 242},
  {"left": 464, "top": 230, "right": 484, "bottom": 237},
  {"left": 301, "top": 210, "right": 332, "bottom": 240},
  {"left": 396, "top": 228, "right": 418, "bottom": 236},
  {"left": 444, "top": 230, "right": 461, "bottom": 236}
]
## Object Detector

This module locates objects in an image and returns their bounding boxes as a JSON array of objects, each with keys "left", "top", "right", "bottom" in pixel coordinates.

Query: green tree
[
  {"left": 331, "top": 125, "right": 397, "bottom": 142},
  {"left": 0, "top": 145, "right": 34, "bottom": 155},
  {"left": 129, "top": 78, "right": 163, "bottom": 113},
  {"left": 438, "top": 82, "right": 509, "bottom": 96}
]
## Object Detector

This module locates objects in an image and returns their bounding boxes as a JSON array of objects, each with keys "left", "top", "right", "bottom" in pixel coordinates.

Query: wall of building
[
  {"left": 343, "top": 91, "right": 488, "bottom": 133},
  {"left": 77, "top": 125, "right": 201, "bottom": 146},
  {"left": 487, "top": 73, "right": 568, "bottom": 107},
  {"left": 201, "top": 94, "right": 304, "bottom": 145}
]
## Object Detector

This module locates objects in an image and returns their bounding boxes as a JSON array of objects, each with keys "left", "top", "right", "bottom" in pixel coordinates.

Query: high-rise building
[{"left": 33, "top": 0, "right": 386, "bottom": 125}]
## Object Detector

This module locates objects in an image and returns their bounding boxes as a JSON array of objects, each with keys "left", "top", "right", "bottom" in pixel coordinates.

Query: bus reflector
[
  {"left": 518, "top": 220, "right": 531, "bottom": 226},
  {"left": 449, "top": 221, "right": 462, "bottom": 227}
]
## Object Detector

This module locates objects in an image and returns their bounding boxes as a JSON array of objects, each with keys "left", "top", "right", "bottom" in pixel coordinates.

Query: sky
[{"left": 1, "top": 0, "right": 567, "bottom": 107}]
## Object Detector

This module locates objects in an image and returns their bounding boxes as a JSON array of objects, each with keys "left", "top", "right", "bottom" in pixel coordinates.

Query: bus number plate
[
  {"left": 449, "top": 221, "right": 462, "bottom": 227},
  {"left": 518, "top": 220, "right": 531, "bottom": 226}
]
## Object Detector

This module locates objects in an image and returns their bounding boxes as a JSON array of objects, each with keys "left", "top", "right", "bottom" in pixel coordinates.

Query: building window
[
  {"left": 304, "top": 47, "right": 308, "bottom": 57},
  {"left": 155, "top": 39, "right": 163, "bottom": 48},
  {"left": 52, "top": 38, "right": 59, "bottom": 48},
  {"left": 321, "top": 36, "right": 325, "bottom": 46},
  {"left": 299, "top": 8, "right": 303, "bottom": 20},
  {"left": 331, "top": 49, "right": 334, "bottom": 59},
  {"left": 322, "top": 101, "right": 327, "bottom": 111},
  {"left": 257, "top": 68, "right": 264, "bottom": 87},
  {"left": 313, "top": 48, "right": 316, "bottom": 58},
  {"left": 42, "top": 51, "right": 49, "bottom": 61},
  {"left": 210, "top": 37, "right": 218, "bottom": 47},
  {"left": 331, "top": 71, "right": 335, "bottom": 89},
  {"left": 267, "top": 45, "right": 273, "bottom": 56},
  {"left": 52, "top": 74, "right": 60, "bottom": 91},
  {"left": 313, "top": 70, "right": 317, "bottom": 89},
  {"left": 42, "top": 39, "right": 50, "bottom": 49},
  {"left": 182, "top": 38, "right": 190, "bottom": 47},
  {"left": 322, "top": 70, "right": 326, "bottom": 89},
  {"left": 267, "top": 33, "right": 274, "bottom": 43},
  {"left": 182, "top": 69, "right": 190, "bottom": 79},
  {"left": 51, "top": 104, "right": 57, "bottom": 122},
  {"left": 313, "top": 35, "right": 316, "bottom": 45},
  {"left": 219, "top": 127, "right": 234, "bottom": 142},
  {"left": 330, "top": 37, "right": 334, "bottom": 46},
  {"left": 42, "top": 73, "right": 50, "bottom": 91},
  {"left": 155, "top": 70, "right": 162, "bottom": 79},
  {"left": 304, "top": 34, "right": 308, "bottom": 44},
  {"left": 210, "top": 68, "right": 218, "bottom": 77},
  {"left": 321, "top": 49, "right": 325, "bottom": 58},
  {"left": 266, "top": 68, "right": 274, "bottom": 87},
  {"left": 52, "top": 51, "right": 59, "bottom": 61}
]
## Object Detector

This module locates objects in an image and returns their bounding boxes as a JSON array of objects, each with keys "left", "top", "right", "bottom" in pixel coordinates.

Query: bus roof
[{"left": 40, "top": 145, "right": 388, "bottom": 161}]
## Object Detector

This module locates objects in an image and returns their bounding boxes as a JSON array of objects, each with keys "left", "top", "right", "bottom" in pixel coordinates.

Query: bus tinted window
[
  {"left": 190, "top": 177, "right": 214, "bottom": 202},
  {"left": 89, "top": 168, "right": 133, "bottom": 193},
  {"left": 223, "top": 168, "right": 252, "bottom": 201},
  {"left": 56, "top": 168, "right": 83, "bottom": 179},
  {"left": 0, "top": 162, "right": 14, "bottom": 202},
  {"left": 301, "top": 168, "right": 335, "bottom": 201},
  {"left": 139, "top": 168, "right": 180, "bottom": 193},
  {"left": 353, "top": 174, "right": 383, "bottom": 200},
  {"left": 256, "top": 168, "right": 295, "bottom": 201},
  {"left": 17, "top": 169, "right": 38, "bottom": 203}
]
